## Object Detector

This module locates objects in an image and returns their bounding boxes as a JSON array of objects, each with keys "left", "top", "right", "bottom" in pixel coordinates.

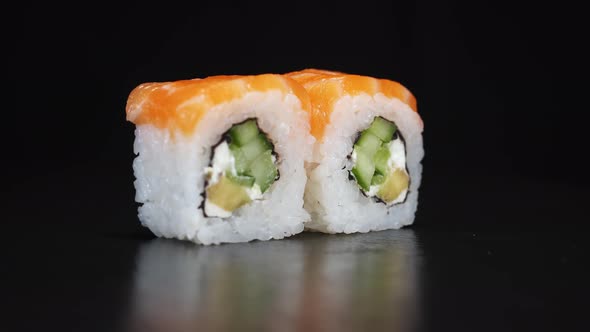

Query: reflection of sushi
[
  {"left": 294, "top": 230, "right": 420, "bottom": 332},
  {"left": 128, "top": 232, "right": 419, "bottom": 332},
  {"left": 126, "top": 75, "right": 314, "bottom": 244},
  {"left": 286, "top": 69, "right": 424, "bottom": 233},
  {"left": 129, "top": 238, "right": 305, "bottom": 332}
]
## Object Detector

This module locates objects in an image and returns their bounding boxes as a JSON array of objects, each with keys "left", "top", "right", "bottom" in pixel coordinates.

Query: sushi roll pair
[{"left": 126, "top": 70, "right": 423, "bottom": 244}]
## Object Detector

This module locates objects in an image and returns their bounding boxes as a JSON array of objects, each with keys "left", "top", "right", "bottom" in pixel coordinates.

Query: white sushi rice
[
  {"left": 304, "top": 93, "right": 424, "bottom": 233},
  {"left": 132, "top": 91, "right": 314, "bottom": 245}
]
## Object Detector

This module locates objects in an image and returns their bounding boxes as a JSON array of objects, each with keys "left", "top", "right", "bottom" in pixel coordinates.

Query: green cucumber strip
[
  {"left": 368, "top": 117, "right": 397, "bottom": 143},
  {"left": 373, "top": 146, "right": 391, "bottom": 175},
  {"left": 227, "top": 173, "right": 255, "bottom": 187},
  {"left": 240, "top": 134, "right": 272, "bottom": 162},
  {"left": 228, "top": 119, "right": 259, "bottom": 146},
  {"left": 371, "top": 173, "right": 385, "bottom": 185},
  {"left": 229, "top": 143, "right": 250, "bottom": 174},
  {"left": 354, "top": 131, "right": 382, "bottom": 158},
  {"left": 246, "top": 150, "right": 278, "bottom": 193},
  {"left": 351, "top": 149, "right": 375, "bottom": 191}
]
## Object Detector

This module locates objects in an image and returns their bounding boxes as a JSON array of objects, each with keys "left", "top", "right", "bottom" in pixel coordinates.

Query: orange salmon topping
[
  {"left": 285, "top": 69, "right": 418, "bottom": 140},
  {"left": 126, "top": 74, "right": 311, "bottom": 136}
]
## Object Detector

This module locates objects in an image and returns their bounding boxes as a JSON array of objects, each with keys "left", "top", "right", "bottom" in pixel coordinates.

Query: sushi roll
[
  {"left": 286, "top": 69, "right": 424, "bottom": 233},
  {"left": 126, "top": 74, "right": 314, "bottom": 245}
]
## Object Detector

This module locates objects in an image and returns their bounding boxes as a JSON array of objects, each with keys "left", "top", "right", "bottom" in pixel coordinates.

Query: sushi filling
[
  {"left": 203, "top": 119, "right": 279, "bottom": 218},
  {"left": 350, "top": 117, "right": 410, "bottom": 205}
]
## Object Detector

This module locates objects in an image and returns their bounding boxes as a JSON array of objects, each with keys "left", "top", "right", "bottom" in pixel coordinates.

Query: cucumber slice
[
  {"left": 229, "top": 143, "right": 250, "bottom": 174},
  {"left": 373, "top": 146, "right": 391, "bottom": 175},
  {"left": 246, "top": 150, "right": 278, "bottom": 193},
  {"left": 351, "top": 148, "right": 375, "bottom": 191},
  {"left": 227, "top": 173, "right": 255, "bottom": 187},
  {"left": 228, "top": 119, "right": 259, "bottom": 146},
  {"left": 371, "top": 173, "right": 385, "bottom": 185},
  {"left": 206, "top": 176, "right": 252, "bottom": 212},
  {"left": 355, "top": 131, "right": 382, "bottom": 158},
  {"left": 368, "top": 117, "right": 397, "bottom": 143},
  {"left": 240, "top": 134, "right": 272, "bottom": 162}
]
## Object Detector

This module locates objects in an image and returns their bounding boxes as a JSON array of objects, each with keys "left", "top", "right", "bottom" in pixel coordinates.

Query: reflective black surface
[
  {"left": 6, "top": 209, "right": 587, "bottom": 331},
  {"left": 4, "top": 164, "right": 588, "bottom": 332}
]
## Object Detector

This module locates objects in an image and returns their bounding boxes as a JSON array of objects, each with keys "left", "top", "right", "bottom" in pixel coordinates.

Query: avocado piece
[
  {"left": 377, "top": 169, "right": 409, "bottom": 203},
  {"left": 246, "top": 150, "right": 278, "bottom": 193},
  {"left": 367, "top": 117, "right": 397, "bottom": 143},
  {"left": 206, "top": 176, "right": 252, "bottom": 212},
  {"left": 373, "top": 146, "right": 391, "bottom": 175},
  {"left": 355, "top": 131, "right": 382, "bottom": 158},
  {"left": 351, "top": 148, "right": 375, "bottom": 191},
  {"left": 228, "top": 119, "right": 259, "bottom": 146}
]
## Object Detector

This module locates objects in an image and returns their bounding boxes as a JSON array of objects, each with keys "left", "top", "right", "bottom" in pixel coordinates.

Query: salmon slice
[
  {"left": 285, "top": 69, "right": 418, "bottom": 140},
  {"left": 126, "top": 74, "right": 311, "bottom": 136}
]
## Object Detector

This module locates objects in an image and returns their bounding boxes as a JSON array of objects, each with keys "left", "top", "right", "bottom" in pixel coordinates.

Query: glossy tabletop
[
  {"left": 7, "top": 226, "right": 587, "bottom": 332},
  {"left": 5, "top": 170, "right": 587, "bottom": 332}
]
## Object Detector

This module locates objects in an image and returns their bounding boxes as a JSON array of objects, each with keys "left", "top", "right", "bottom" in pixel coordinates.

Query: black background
[{"left": 5, "top": 0, "right": 589, "bottom": 331}]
